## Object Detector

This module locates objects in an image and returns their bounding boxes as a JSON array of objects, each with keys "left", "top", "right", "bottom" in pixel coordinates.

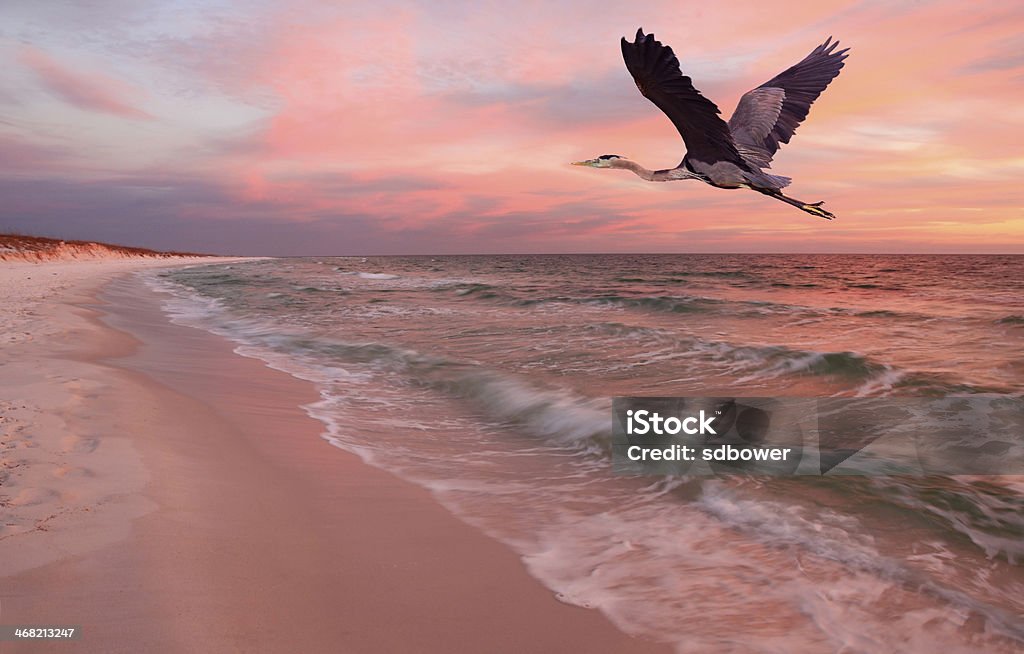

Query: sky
[{"left": 1, "top": 0, "right": 1023, "bottom": 255}]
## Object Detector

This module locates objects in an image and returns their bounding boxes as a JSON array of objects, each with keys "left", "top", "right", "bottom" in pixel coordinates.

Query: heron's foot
[{"left": 801, "top": 202, "right": 835, "bottom": 220}]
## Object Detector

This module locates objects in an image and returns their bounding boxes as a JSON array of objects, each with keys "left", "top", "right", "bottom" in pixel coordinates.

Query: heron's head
[{"left": 572, "top": 154, "right": 625, "bottom": 168}]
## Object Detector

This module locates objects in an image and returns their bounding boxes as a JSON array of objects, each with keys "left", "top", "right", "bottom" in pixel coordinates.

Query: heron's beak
[{"left": 571, "top": 159, "right": 596, "bottom": 167}]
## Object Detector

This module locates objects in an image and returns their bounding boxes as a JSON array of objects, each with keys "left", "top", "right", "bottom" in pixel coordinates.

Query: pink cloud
[
  {"left": 0, "top": 134, "right": 72, "bottom": 172},
  {"left": 19, "top": 46, "right": 152, "bottom": 120}
]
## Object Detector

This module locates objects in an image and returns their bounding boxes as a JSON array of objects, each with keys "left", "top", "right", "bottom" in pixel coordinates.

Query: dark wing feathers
[
  {"left": 732, "top": 37, "right": 849, "bottom": 160},
  {"left": 621, "top": 29, "right": 743, "bottom": 166}
]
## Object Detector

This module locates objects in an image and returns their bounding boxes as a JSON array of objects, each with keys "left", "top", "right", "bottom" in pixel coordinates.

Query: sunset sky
[{"left": 2, "top": 0, "right": 1022, "bottom": 254}]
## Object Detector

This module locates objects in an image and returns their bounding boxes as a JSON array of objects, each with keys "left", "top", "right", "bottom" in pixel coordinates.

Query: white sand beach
[{"left": 0, "top": 256, "right": 666, "bottom": 653}]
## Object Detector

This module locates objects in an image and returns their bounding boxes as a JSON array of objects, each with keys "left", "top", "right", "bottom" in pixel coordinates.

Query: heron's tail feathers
[{"left": 744, "top": 170, "right": 792, "bottom": 189}]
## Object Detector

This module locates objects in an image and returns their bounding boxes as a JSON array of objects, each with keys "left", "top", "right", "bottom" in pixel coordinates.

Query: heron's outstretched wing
[
  {"left": 729, "top": 37, "right": 849, "bottom": 165},
  {"left": 621, "top": 29, "right": 742, "bottom": 167}
]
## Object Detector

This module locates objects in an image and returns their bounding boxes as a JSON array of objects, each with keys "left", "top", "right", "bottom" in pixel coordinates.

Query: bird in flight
[{"left": 573, "top": 30, "right": 849, "bottom": 220}]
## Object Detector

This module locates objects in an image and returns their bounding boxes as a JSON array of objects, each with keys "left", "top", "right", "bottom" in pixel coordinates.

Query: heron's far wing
[
  {"left": 621, "top": 29, "right": 742, "bottom": 166},
  {"left": 731, "top": 37, "right": 849, "bottom": 160},
  {"left": 728, "top": 88, "right": 785, "bottom": 167}
]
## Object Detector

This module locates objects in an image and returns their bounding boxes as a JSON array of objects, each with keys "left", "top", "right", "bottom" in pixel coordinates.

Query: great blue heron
[{"left": 573, "top": 30, "right": 849, "bottom": 220}]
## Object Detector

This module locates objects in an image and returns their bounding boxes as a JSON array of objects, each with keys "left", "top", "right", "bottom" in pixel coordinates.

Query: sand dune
[{"left": 0, "top": 233, "right": 210, "bottom": 263}]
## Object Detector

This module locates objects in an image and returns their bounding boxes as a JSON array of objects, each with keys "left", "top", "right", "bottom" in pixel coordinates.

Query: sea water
[{"left": 145, "top": 254, "right": 1024, "bottom": 652}]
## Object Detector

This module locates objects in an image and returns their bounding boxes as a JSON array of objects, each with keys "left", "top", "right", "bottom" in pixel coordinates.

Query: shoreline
[{"left": 0, "top": 260, "right": 666, "bottom": 652}]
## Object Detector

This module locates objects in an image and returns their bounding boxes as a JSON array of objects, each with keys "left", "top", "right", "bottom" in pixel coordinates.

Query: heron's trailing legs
[{"left": 753, "top": 187, "right": 835, "bottom": 220}]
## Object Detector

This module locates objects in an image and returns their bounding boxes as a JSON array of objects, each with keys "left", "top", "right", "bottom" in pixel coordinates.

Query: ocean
[{"left": 145, "top": 254, "right": 1024, "bottom": 652}]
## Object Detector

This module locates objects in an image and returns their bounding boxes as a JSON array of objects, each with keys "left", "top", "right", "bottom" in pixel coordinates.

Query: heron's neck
[
  {"left": 612, "top": 159, "right": 656, "bottom": 181},
  {"left": 613, "top": 160, "right": 690, "bottom": 182}
]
